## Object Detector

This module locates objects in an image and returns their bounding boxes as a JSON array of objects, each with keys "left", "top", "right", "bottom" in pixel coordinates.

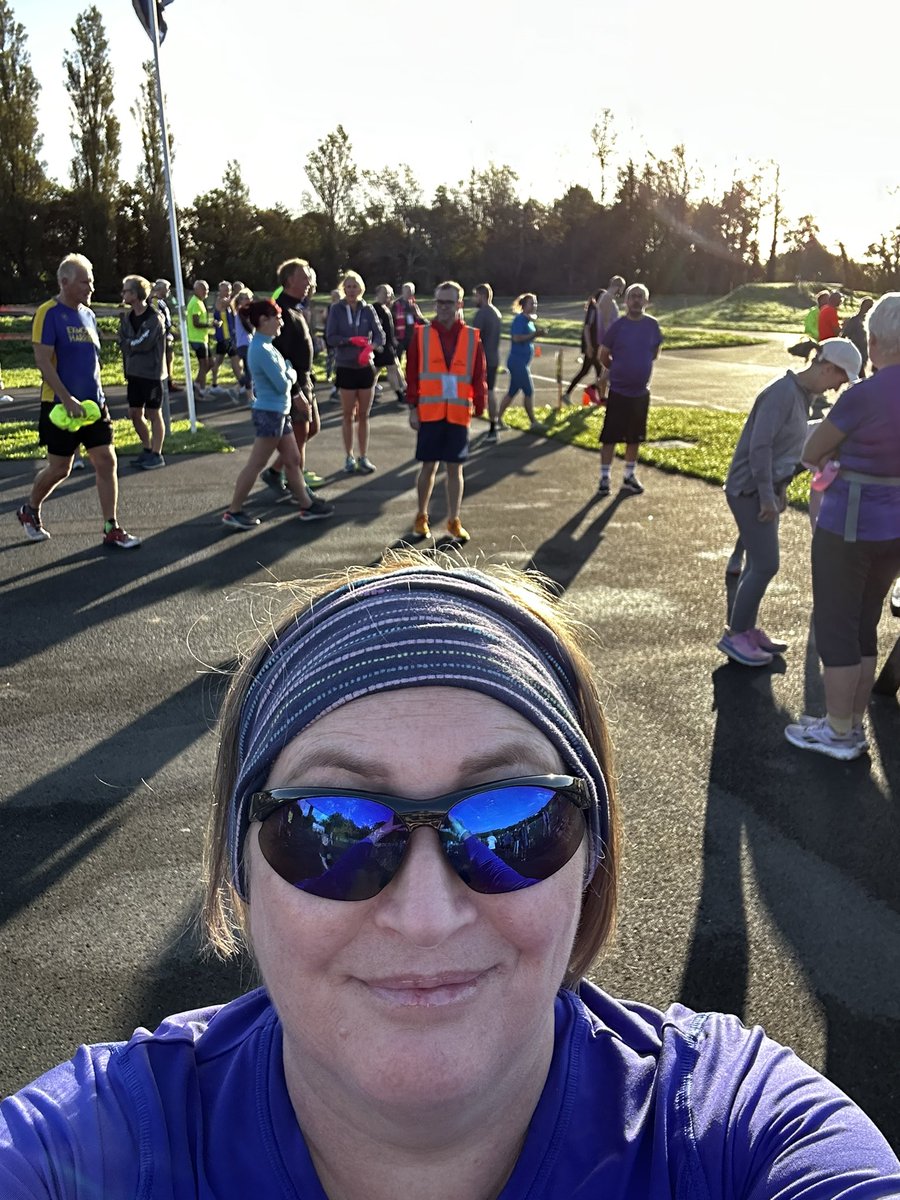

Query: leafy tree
[
  {"left": 0, "top": 0, "right": 50, "bottom": 296},
  {"left": 183, "top": 160, "right": 257, "bottom": 282},
  {"left": 63, "top": 4, "right": 120, "bottom": 291},
  {"left": 304, "top": 125, "right": 359, "bottom": 282},
  {"left": 126, "top": 58, "right": 176, "bottom": 280},
  {"left": 590, "top": 108, "right": 617, "bottom": 204}
]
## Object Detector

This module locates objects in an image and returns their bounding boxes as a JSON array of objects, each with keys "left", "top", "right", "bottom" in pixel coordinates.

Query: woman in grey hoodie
[
  {"left": 718, "top": 339, "right": 861, "bottom": 667},
  {"left": 324, "top": 270, "right": 384, "bottom": 474},
  {"left": 119, "top": 275, "right": 167, "bottom": 469}
]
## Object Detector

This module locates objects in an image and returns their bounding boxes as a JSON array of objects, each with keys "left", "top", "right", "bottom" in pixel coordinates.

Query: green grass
[
  {"left": 498, "top": 402, "right": 811, "bottom": 509},
  {"left": 0, "top": 418, "right": 232, "bottom": 461},
  {"left": 665, "top": 282, "right": 874, "bottom": 333}
]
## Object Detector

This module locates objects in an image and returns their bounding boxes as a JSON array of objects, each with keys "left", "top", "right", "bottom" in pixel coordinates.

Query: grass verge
[
  {"left": 498, "top": 403, "right": 811, "bottom": 509},
  {"left": 0, "top": 418, "right": 232, "bottom": 461}
]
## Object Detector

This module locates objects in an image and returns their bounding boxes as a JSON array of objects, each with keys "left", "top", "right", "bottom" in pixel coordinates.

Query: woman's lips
[{"left": 362, "top": 969, "right": 492, "bottom": 1008}]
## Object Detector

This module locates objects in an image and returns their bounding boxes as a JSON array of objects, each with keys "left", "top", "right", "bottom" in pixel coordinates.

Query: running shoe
[
  {"left": 784, "top": 716, "right": 865, "bottom": 761},
  {"left": 141, "top": 452, "right": 165, "bottom": 470},
  {"left": 716, "top": 630, "right": 772, "bottom": 667},
  {"left": 17, "top": 503, "right": 50, "bottom": 541},
  {"left": 484, "top": 428, "right": 499, "bottom": 444},
  {"left": 261, "top": 466, "right": 287, "bottom": 495},
  {"left": 344, "top": 454, "right": 357, "bottom": 473},
  {"left": 0, "top": 394, "right": 14, "bottom": 403},
  {"left": 529, "top": 420, "right": 546, "bottom": 434},
  {"left": 222, "top": 510, "right": 260, "bottom": 531},
  {"left": 357, "top": 456, "right": 376, "bottom": 474},
  {"left": 298, "top": 498, "right": 334, "bottom": 521},
  {"left": 329, "top": 387, "right": 340, "bottom": 401},
  {"left": 413, "top": 513, "right": 431, "bottom": 538},
  {"left": 131, "top": 448, "right": 153, "bottom": 468},
  {"left": 621, "top": 474, "right": 645, "bottom": 494},
  {"left": 795, "top": 713, "right": 869, "bottom": 753},
  {"left": 303, "top": 469, "right": 325, "bottom": 489},
  {"left": 72, "top": 455, "right": 86, "bottom": 471},
  {"left": 597, "top": 477, "right": 611, "bottom": 498},
  {"left": 750, "top": 627, "right": 788, "bottom": 654},
  {"left": 103, "top": 524, "right": 141, "bottom": 549},
  {"left": 447, "top": 518, "right": 470, "bottom": 542}
]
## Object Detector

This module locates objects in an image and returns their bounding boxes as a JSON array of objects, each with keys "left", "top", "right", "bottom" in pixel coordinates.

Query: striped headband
[{"left": 228, "top": 565, "right": 609, "bottom": 897}]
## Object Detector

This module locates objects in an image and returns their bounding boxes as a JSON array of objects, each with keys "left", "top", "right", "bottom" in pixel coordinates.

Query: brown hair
[
  {"left": 202, "top": 552, "right": 620, "bottom": 986},
  {"left": 238, "top": 298, "right": 280, "bottom": 329},
  {"left": 277, "top": 257, "right": 310, "bottom": 288}
]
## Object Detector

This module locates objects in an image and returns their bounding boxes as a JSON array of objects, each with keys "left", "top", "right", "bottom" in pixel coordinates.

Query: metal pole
[
  {"left": 555, "top": 348, "right": 563, "bottom": 408},
  {"left": 148, "top": 1, "right": 196, "bottom": 433}
]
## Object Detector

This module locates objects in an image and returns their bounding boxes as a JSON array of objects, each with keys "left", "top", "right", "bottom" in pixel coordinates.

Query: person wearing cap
[
  {"left": 16, "top": 253, "right": 140, "bottom": 548},
  {"left": 2, "top": 553, "right": 899, "bottom": 1194},
  {"left": 785, "top": 294, "right": 900, "bottom": 760},
  {"left": 407, "top": 280, "right": 487, "bottom": 542},
  {"left": 718, "top": 338, "right": 861, "bottom": 667}
]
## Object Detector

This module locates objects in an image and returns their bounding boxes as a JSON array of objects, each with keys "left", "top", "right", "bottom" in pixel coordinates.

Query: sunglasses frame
[{"left": 249, "top": 774, "right": 589, "bottom": 830}]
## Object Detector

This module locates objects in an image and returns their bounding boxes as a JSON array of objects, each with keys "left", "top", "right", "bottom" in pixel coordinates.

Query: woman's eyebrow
[{"left": 270, "top": 739, "right": 560, "bottom": 788}]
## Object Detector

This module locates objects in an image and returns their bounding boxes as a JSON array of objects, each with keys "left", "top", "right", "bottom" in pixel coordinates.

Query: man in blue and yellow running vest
[{"left": 406, "top": 280, "right": 486, "bottom": 543}]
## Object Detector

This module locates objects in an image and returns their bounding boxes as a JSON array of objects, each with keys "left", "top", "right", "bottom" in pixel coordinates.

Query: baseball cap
[{"left": 815, "top": 338, "right": 861, "bottom": 384}]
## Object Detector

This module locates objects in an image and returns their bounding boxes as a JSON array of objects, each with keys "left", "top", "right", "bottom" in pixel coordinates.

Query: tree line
[{"left": 2, "top": 0, "right": 899, "bottom": 302}]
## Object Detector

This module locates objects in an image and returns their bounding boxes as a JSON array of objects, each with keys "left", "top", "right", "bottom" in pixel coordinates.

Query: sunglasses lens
[
  {"left": 443, "top": 784, "right": 585, "bottom": 893},
  {"left": 257, "top": 795, "right": 407, "bottom": 901}
]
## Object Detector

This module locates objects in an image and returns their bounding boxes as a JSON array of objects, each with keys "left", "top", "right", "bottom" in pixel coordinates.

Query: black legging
[{"left": 565, "top": 349, "right": 601, "bottom": 395}]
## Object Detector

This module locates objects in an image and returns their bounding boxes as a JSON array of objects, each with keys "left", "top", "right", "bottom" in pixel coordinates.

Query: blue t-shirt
[
  {"left": 507, "top": 312, "right": 535, "bottom": 365},
  {"left": 247, "top": 333, "right": 295, "bottom": 414},
  {"left": 1, "top": 984, "right": 897, "bottom": 1197},
  {"left": 817, "top": 365, "right": 900, "bottom": 542},
  {"left": 32, "top": 299, "right": 103, "bottom": 405},
  {"left": 602, "top": 314, "right": 663, "bottom": 397}
]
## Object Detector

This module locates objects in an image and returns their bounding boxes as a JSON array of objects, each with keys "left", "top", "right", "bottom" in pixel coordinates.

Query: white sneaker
[
  {"left": 795, "top": 713, "right": 868, "bottom": 752},
  {"left": 784, "top": 715, "right": 865, "bottom": 761},
  {"left": 0, "top": 394, "right": 13, "bottom": 404}
]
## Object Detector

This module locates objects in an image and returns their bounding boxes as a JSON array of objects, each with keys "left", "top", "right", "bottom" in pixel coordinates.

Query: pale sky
[{"left": 23, "top": 0, "right": 900, "bottom": 261}]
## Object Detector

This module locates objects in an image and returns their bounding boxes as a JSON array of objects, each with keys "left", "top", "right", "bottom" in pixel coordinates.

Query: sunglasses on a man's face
[{"left": 249, "top": 775, "right": 589, "bottom": 902}]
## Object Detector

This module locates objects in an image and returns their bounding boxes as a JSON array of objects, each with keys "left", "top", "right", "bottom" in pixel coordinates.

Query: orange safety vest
[{"left": 416, "top": 323, "right": 479, "bottom": 426}]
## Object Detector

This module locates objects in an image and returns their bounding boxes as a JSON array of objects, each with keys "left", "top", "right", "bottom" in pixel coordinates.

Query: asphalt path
[{"left": 1, "top": 341, "right": 899, "bottom": 1151}]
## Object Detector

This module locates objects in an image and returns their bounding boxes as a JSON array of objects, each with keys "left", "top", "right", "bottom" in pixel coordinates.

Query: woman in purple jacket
[
  {"left": 2, "top": 557, "right": 899, "bottom": 1198},
  {"left": 785, "top": 292, "right": 900, "bottom": 760}
]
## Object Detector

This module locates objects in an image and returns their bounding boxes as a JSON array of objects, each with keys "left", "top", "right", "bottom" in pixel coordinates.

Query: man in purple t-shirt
[{"left": 597, "top": 283, "right": 663, "bottom": 496}]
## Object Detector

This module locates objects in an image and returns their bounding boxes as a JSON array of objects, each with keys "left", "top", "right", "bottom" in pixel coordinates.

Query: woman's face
[
  {"left": 343, "top": 277, "right": 362, "bottom": 302},
  {"left": 258, "top": 310, "right": 282, "bottom": 336},
  {"left": 246, "top": 686, "right": 586, "bottom": 1118}
]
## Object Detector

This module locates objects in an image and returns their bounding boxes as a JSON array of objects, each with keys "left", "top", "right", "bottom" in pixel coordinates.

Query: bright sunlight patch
[
  {"left": 497, "top": 404, "right": 810, "bottom": 509},
  {"left": 0, "top": 418, "right": 232, "bottom": 460}
]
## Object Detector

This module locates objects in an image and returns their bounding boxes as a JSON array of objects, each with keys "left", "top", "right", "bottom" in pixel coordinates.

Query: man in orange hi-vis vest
[{"left": 406, "top": 280, "right": 487, "bottom": 542}]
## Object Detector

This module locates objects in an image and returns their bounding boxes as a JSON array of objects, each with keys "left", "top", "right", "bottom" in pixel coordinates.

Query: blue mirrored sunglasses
[{"left": 249, "top": 775, "right": 589, "bottom": 901}]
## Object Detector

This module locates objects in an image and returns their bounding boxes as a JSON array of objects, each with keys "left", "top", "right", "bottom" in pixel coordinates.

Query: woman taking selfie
[{"left": 1, "top": 557, "right": 898, "bottom": 1197}]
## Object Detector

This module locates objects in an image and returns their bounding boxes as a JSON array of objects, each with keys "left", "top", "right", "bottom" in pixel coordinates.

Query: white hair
[
  {"left": 626, "top": 283, "right": 649, "bottom": 302},
  {"left": 57, "top": 253, "right": 93, "bottom": 285},
  {"left": 867, "top": 292, "right": 900, "bottom": 358}
]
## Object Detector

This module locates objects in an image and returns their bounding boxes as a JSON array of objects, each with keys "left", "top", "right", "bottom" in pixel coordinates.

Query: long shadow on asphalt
[
  {"left": 681, "top": 658, "right": 900, "bottom": 1149},
  {"left": 523, "top": 492, "right": 628, "bottom": 593},
  {"left": 0, "top": 669, "right": 233, "bottom": 924}
]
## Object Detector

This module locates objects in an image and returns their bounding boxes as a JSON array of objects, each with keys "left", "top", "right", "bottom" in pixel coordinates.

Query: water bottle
[{"left": 811, "top": 460, "right": 840, "bottom": 492}]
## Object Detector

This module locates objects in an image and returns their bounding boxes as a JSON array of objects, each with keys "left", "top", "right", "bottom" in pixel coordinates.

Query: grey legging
[{"left": 726, "top": 491, "right": 781, "bottom": 633}]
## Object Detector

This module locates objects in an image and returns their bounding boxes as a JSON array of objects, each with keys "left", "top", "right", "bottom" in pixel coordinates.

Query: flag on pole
[{"left": 132, "top": 0, "right": 173, "bottom": 44}]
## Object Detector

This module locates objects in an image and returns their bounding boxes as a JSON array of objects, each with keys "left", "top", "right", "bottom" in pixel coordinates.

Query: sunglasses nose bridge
[{"left": 399, "top": 810, "right": 446, "bottom": 832}]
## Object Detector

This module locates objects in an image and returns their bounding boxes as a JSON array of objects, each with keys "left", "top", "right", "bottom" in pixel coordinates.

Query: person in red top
[
  {"left": 406, "top": 280, "right": 486, "bottom": 543},
  {"left": 818, "top": 291, "right": 842, "bottom": 341}
]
